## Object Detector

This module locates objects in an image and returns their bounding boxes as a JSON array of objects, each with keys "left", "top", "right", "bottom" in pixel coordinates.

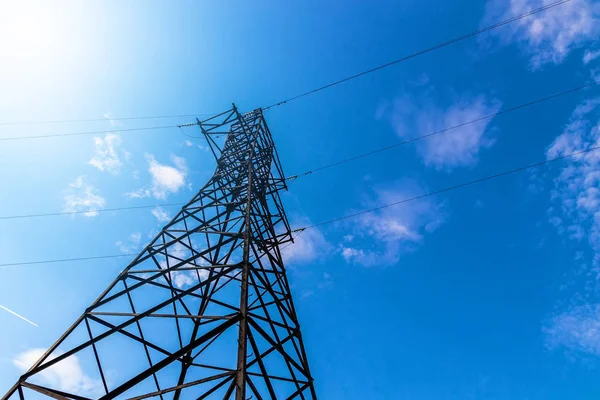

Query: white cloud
[
  {"left": 63, "top": 176, "right": 105, "bottom": 217},
  {"left": 482, "top": 0, "right": 600, "bottom": 69},
  {"left": 386, "top": 90, "right": 501, "bottom": 170},
  {"left": 298, "top": 273, "right": 333, "bottom": 300},
  {"left": 116, "top": 232, "right": 142, "bottom": 254},
  {"left": 158, "top": 242, "right": 210, "bottom": 289},
  {"left": 546, "top": 98, "right": 600, "bottom": 253},
  {"left": 103, "top": 111, "right": 121, "bottom": 127},
  {"left": 544, "top": 303, "right": 600, "bottom": 356},
  {"left": 125, "top": 188, "right": 151, "bottom": 199},
  {"left": 147, "top": 154, "right": 187, "bottom": 199},
  {"left": 341, "top": 247, "right": 364, "bottom": 263},
  {"left": 317, "top": 271, "right": 333, "bottom": 290},
  {"left": 173, "top": 271, "right": 195, "bottom": 288},
  {"left": 184, "top": 140, "right": 194, "bottom": 147},
  {"left": 545, "top": 99, "right": 600, "bottom": 313},
  {"left": 300, "top": 290, "right": 315, "bottom": 299},
  {"left": 88, "top": 133, "right": 122, "bottom": 174},
  {"left": 281, "top": 224, "right": 329, "bottom": 266},
  {"left": 583, "top": 49, "right": 600, "bottom": 65},
  {"left": 340, "top": 180, "right": 445, "bottom": 267},
  {"left": 151, "top": 206, "right": 172, "bottom": 223},
  {"left": 13, "top": 348, "right": 102, "bottom": 395},
  {"left": 126, "top": 155, "right": 188, "bottom": 200}
]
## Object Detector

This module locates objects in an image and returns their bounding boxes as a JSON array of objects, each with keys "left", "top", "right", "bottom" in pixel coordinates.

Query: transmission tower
[{"left": 3, "top": 106, "right": 317, "bottom": 400}]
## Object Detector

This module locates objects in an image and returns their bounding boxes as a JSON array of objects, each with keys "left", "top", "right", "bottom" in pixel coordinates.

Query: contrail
[{"left": 0, "top": 304, "right": 38, "bottom": 327}]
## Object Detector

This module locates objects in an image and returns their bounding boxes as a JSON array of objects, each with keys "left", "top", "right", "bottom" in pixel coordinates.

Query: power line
[
  {"left": 285, "top": 81, "right": 598, "bottom": 181},
  {"left": 0, "top": 124, "right": 180, "bottom": 142},
  {"left": 4, "top": 143, "right": 597, "bottom": 268},
  {"left": 0, "top": 0, "right": 569, "bottom": 131},
  {"left": 1, "top": 81, "right": 594, "bottom": 221},
  {"left": 0, "top": 113, "right": 217, "bottom": 127},
  {"left": 262, "top": 0, "right": 571, "bottom": 110},
  {"left": 0, "top": 0, "right": 570, "bottom": 141},
  {"left": 0, "top": 202, "right": 185, "bottom": 221},
  {"left": 0, "top": 254, "right": 137, "bottom": 268},
  {"left": 294, "top": 145, "right": 600, "bottom": 232}
]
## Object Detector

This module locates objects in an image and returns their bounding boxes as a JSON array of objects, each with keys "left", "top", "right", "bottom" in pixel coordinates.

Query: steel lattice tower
[{"left": 3, "top": 106, "right": 317, "bottom": 400}]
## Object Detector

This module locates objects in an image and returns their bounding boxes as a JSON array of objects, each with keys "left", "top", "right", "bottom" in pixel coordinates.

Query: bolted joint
[{"left": 181, "top": 353, "right": 193, "bottom": 365}]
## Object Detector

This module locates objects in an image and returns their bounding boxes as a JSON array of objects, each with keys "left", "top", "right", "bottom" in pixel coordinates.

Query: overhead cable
[
  {"left": 262, "top": 0, "right": 571, "bottom": 110},
  {"left": 0, "top": 203, "right": 185, "bottom": 221},
  {"left": 3, "top": 142, "right": 596, "bottom": 268},
  {"left": 0, "top": 113, "right": 216, "bottom": 127},
  {"left": 0, "top": 125, "right": 179, "bottom": 142},
  {"left": 293, "top": 145, "right": 599, "bottom": 232},
  {"left": 284, "top": 81, "right": 598, "bottom": 181},
  {"left": 1, "top": 81, "right": 596, "bottom": 221}
]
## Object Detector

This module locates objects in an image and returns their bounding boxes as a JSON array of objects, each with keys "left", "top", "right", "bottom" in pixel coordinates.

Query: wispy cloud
[
  {"left": 340, "top": 180, "right": 445, "bottom": 267},
  {"left": 125, "top": 188, "right": 151, "bottom": 199},
  {"left": 151, "top": 206, "right": 172, "bottom": 223},
  {"left": 63, "top": 176, "right": 105, "bottom": 217},
  {"left": 543, "top": 98, "right": 600, "bottom": 356},
  {"left": 282, "top": 219, "right": 329, "bottom": 266},
  {"left": 544, "top": 303, "right": 600, "bottom": 356},
  {"left": 158, "top": 242, "right": 210, "bottom": 289},
  {"left": 583, "top": 49, "right": 600, "bottom": 65},
  {"left": 383, "top": 89, "right": 501, "bottom": 170},
  {"left": 125, "top": 155, "right": 188, "bottom": 200},
  {"left": 13, "top": 348, "right": 102, "bottom": 395},
  {"left": 0, "top": 304, "right": 38, "bottom": 327},
  {"left": 103, "top": 111, "right": 121, "bottom": 127},
  {"left": 298, "top": 273, "right": 333, "bottom": 300},
  {"left": 116, "top": 232, "right": 142, "bottom": 254},
  {"left": 546, "top": 98, "right": 600, "bottom": 255},
  {"left": 482, "top": 0, "right": 600, "bottom": 69},
  {"left": 88, "top": 133, "right": 122, "bottom": 174}
]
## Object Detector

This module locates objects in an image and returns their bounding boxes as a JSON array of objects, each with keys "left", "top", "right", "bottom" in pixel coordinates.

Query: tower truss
[{"left": 3, "top": 106, "right": 317, "bottom": 400}]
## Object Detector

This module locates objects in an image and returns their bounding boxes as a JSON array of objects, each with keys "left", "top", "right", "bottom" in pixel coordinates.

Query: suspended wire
[
  {"left": 3, "top": 143, "right": 597, "bottom": 268},
  {"left": 179, "top": 126, "right": 205, "bottom": 140},
  {"left": 3, "top": 79, "right": 591, "bottom": 221},
  {"left": 0, "top": 1, "right": 570, "bottom": 141},
  {"left": 0, "top": 113, "right": 217, "bottom": 127},
  {"left": 0, "top": 0, "right": 576, "bottom": 267},
  {"left": 0, "top": 0, "right": 569, "bottom": 132},
  {"left": 0, "top": 254, "right": 137, "bottom": 268},
  {"left": 3, "top": 82, "right": 590, "bottom": 221},
  {"left": 0, "top": 202, "right": 185, "bottom": 221},
  {"left": 0, "top": 124, "right": 180, "bottom": 142},
  {"left": 293, "top": 145, "right": 600, "bottom": 232},
  {"left": 262, "top": 0, "right": 571, "bottom": 110},
  {"left": 280, "top": 231, "right": 303, "bottom": 253},
  {"left": 284, "top": 81, "right": 598, "bottom": 181}
]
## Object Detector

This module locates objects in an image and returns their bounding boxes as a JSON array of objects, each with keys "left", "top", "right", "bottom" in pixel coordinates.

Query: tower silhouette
[{"left": 3, "top": 106, "right": 317, "bottom": 400}]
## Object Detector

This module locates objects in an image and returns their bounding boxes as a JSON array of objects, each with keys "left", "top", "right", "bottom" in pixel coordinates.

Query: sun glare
[{"left": 0, "top": 1, "right": 66, "bottom": 68}]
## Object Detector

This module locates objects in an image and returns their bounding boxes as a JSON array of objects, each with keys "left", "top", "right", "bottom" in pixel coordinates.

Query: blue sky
[{"left": 1, "top": 0, "right": 600, "bottom": 398}]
